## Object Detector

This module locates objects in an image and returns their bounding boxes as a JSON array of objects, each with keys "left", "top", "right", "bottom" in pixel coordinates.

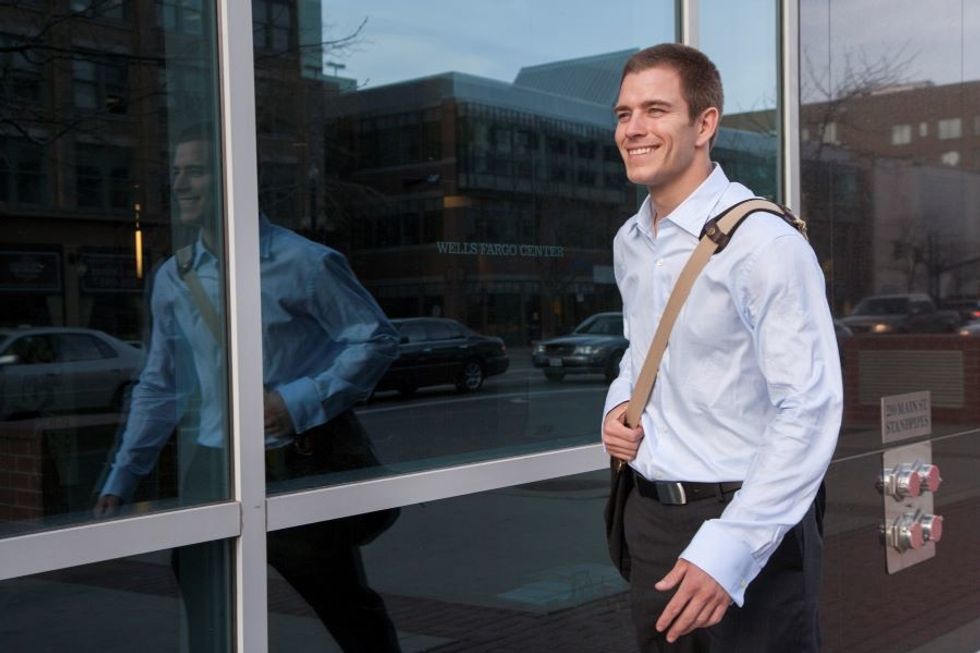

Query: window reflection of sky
[
  {"left": 801, "top": 0, "right": 980, "bottom": 103},
  {"left": 320, "top": 1, "right": 674, "bottom": 98}
]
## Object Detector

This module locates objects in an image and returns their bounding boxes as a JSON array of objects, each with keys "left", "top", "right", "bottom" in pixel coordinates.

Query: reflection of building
[
  {"left": 0, "top": 1, "right": 336, "bottom": 339},
  {"left": 0, "top": 3, "right": 177, "bottom": 337},
  {"left": 800, "top": 81, "right": 980, "bottom": 304},
  {"left": 321, "top": 51, "right": 779, "bottom": 343},
  {"left": 728, "top": 80, "right": 980, "bottom": 313},
  {"left": 320, "top": 53, "right": 636, "bottom": 343}
]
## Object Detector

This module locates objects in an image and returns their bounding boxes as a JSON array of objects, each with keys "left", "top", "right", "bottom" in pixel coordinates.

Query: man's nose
[{"left": 623, "top": 113, "right": 646, "bottom": 138}]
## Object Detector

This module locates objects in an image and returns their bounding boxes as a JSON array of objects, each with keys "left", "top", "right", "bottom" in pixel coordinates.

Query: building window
[
  {"left": 891, "top": 124, "right": 912, "bottom": 145},
  {"left": 158, "top": 0, "right": 204, "bottom": 35},
  {"left": 0, "top": 34, "right": 43, "bottom": 105},
  {"left": 253, "top": 0, "right": 294, "bottom": 53},
  {"left": 937, "top": 118, "right": 962, "bottom": 140},
  {"left": 822, "top": 121, "right": 838, "bottom": 144},
  {"left": 801, "top": 128, "right": 810, "bottom": 141},
  {"left": 974, "top": 115, "right": 980, "bottom": 136},
  {"left": 0, "top": 137, "right": 47, "bottom": 205},
  {"left": 919, "top": 121, "right": 929, "bottom": 137},
  {"left": 73, "top": 57, "right": 129, "bottom": 114},
  {"left": 75, "top": 144, "right": 131, "bottom": 211},
  {"left": 70, "top": 0, "right": 127, "bottom": 20},
  {"left": 940, "top": 150, "right": 960, "bottom": 167}
]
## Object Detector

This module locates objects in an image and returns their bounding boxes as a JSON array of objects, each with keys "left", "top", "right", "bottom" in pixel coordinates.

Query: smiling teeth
[{"left": 630, "top": 147, "right": 654, "bottom": 155}]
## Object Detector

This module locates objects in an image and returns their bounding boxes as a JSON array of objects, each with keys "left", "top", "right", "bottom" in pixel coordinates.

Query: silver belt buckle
[{"left": 656, "top": 481, "right": 687, "bottom": 505}]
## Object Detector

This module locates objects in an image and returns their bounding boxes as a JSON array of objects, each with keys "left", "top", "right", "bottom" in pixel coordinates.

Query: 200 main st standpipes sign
[{"left": 436, "top": 241, "right": 565, "bottom": 258}]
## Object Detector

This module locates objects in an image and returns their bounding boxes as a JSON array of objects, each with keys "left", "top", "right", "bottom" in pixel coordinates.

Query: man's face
[
  {"left": 171, "top": 140, "right": 214, "bottom": 226},
  {"left": 614, "top": 66, "right": 712, "bottom": 194}
]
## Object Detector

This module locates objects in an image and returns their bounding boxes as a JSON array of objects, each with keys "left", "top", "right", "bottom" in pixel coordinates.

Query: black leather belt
[{"left": 633, "top": 471, "right": 741, "bottom": 505}]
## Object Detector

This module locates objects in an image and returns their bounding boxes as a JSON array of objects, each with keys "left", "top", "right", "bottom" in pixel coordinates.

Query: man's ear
[{"left": 695, "top": 107, "right": 720, "bottom": 148}]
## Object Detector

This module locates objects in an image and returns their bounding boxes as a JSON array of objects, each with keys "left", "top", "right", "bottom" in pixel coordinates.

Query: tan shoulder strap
[
  {"left": 623, "top": 198, "right": 794, "bottom": 430},
  {"left": 175, "top": 244, "right": 223, "bottom": 344}
]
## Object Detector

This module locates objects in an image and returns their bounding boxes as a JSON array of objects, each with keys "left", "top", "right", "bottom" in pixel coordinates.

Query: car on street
[
  {"left": 0, "top": 327, "right": 146, "bottom": 419},
  {"left": 840, "top": 293, "right": 961, "bottom": 334},
  {"left": 375, "top": 318, "right": 509, "bottom": 397},
  {"left": 958, "top": 321, "right": 980, "bottom": 337},
  {"left": 532, "top": 312, "right": 628, "bottom": 383}
]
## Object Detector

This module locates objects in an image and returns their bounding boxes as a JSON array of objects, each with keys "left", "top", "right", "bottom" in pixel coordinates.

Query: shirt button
[{"left": 656, "top": 259, "right": 665, "bottom": 267}]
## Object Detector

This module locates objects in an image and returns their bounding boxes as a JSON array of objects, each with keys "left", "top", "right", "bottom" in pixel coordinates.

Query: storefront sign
[
  {"left": 0, "top": 250, "right": 62, "bottom": 292},
  {"left": 436, "top": 241, "right": 564, "bottom": 258},
  {"left": 79, "top": 253, "right": 144, "bottom": 293},
  {"left": 881, "top": 390, "right": 931, "bottom": 443}
]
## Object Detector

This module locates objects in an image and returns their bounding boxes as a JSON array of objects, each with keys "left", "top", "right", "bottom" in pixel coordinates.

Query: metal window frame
[
  {"left": 214, "top": 1, "right": 268, "bottom": 650},
  {"left": 0, "top": 502, "right": 240, "bottom": 581}
]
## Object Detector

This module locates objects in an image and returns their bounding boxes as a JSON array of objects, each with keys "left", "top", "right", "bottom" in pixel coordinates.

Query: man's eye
[{"left": 616, "top": 112, "right": 630, "bottom": 122}]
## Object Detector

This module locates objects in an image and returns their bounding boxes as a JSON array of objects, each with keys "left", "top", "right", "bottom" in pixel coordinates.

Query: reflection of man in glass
[{"left": 95, "top": 125, "right": 402, "bottom": 651}]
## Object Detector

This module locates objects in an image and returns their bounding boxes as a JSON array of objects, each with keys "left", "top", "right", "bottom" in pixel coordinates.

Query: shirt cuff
[
  {"left": 680, "top": 521, "right": 762, "bottom": 607},
  {"left": 603, "top": 376, "right": 632, "bottom": 420},
  {"left": 101, "top": 467, "right": 142, "bottom": 504},
  {"left": 275, "top": 376, "right": 327, "bottom": 435}
]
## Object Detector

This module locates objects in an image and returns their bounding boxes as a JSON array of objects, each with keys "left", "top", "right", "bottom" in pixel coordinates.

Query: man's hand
[
  {"left": 264, "top": 389, "right": 295, "bottom": 438},
  {"left": 602, "top": 401, "right": 644, "bottom": 462},
  {"left": 655, "top": 559, "right": 732, "bottom": 643},
  {"left": 93, "top": 494, "right": 122, "bottom": 518}
]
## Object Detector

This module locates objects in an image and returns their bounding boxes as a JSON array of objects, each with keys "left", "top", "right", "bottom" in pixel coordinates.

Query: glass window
[
  {"left": 158, "top": 0, "right": 204, "bottom": 35},
  {"left": 0, "top": 0, "right": 229, "bottom": 535},
  {"left": 0, "top": 33, "right": 43, "bottom": 105},
  {"left": 801, "top": 3, "right": 980, "bottom": 650},
  {"left": 55, "top": 334, "right": 106, "bottom": 362},
  {"left": 267, "top": 471, "right": 631, "bottom": 651},
  {"left": 424, "top": 320, "right": 462, "bottom": 341},
  {"left": 253, "top": 0, "right": 675, "bottom": 492},
  {"left": 891, "top": 124, "right": 912, "bottom": 145},
  {"left": 937, "top": 117, "right": 962, "bottom": 139},
  {"left": 0, "top": 542, "right": 232, "bottom": 651},
  {"left": 0, "top": 137, "right": 47, "bottom": 205},
  {"left": 701, "top": 0, "right": 779, "bottom": 198}
]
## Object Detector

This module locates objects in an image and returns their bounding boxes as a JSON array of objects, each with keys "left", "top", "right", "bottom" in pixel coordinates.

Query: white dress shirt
[{"left": 603, "top": 165, "right": 843, "bottom": 606}]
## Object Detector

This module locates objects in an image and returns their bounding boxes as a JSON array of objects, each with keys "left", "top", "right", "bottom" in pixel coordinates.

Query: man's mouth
[{"left": 626, "top": 145, "right": 656, "bottom": 157}]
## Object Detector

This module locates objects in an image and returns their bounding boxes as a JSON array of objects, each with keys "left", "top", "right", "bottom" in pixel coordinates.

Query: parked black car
[
  {"left": 532, "top": 312, "right": 628, "bottom": 383},
  {"left": 840, "top": 293, "right": 961, "bottom": 334},
  {"left": 375, "top": 318, "right": 509, "bottom": 397}
]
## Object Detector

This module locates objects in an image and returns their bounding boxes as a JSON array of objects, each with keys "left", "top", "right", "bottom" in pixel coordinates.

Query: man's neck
[
  {"left": 200, "top": 227, "right": 218, "bottom": 254},
  {"left": 648, "top": 159, "right": 714, "bottom": 227}
]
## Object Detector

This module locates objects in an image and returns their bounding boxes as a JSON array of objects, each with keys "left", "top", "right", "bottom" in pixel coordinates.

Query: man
[
  {"left": 602, "top": 44, "right": 842, "bottom": 652},
  {"left": 95, "top": 125, "right": 403, "bottom": 652}
]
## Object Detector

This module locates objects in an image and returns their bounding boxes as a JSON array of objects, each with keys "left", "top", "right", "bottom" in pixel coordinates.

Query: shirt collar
[
  {"left": 259, "top": 214, "right": 274, "bottom": 260},
  {"left": 188, "top": 214, "right": 276, "bottom": 267},
  {"left": 660, "top": 164, "right": 731, "bottom": 238},
  {"left": 627, "top": 164, "right": 731, "bottom": 240}
]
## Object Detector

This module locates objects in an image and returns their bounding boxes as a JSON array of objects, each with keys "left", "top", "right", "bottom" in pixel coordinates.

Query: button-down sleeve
[
  {"left": 275, "top": 249, "right": 398, "bottom": 434},
  {"left": 679, "top": 232, "right": 842, "bottom": 605},
  {"left": 102, "top": 267, "right": 185, "bottom": 502}
]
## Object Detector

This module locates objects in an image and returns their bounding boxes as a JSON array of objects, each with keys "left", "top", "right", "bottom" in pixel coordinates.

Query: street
[{"left": 357, "top": 349, "right": 609, "bottom": 468}]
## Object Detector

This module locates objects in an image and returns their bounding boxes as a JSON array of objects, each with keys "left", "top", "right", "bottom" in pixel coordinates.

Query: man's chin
[{"left": 177, "top": 214, "right": 202, "bottom": 225}]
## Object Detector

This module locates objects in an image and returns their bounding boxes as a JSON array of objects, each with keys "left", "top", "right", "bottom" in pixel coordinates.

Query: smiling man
[{"left": 601, "top": 44, "right": 842, "bottom": 652}]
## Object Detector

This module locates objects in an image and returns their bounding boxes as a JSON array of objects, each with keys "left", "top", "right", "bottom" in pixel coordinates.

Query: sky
[{"left": 317, "top": 0, "right": 979, "bottom": 113}]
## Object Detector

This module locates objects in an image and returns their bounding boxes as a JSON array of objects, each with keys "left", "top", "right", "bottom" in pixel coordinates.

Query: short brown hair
[{"left": 621, "top": 43, "right": 724, "bottom": 123}]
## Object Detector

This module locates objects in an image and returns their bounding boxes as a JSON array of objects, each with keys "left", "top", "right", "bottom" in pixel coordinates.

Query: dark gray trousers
[{"left": 624, "top": 484, "right": 824, "bottom": 653}]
